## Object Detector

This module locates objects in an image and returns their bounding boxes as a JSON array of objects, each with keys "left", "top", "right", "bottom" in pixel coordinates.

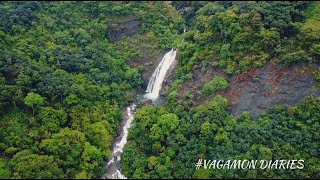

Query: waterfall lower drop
[
  {"left": 102, "top": 104, "right": 136, "bottom": 179},
  {"left": 144, "top": 49, "right": 177, "bottom": 101}
]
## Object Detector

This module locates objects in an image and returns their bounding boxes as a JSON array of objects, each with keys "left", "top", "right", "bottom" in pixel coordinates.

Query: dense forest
[
  {"left": 0, "top": 1, "right": 319, "bottom": 179},
  {"left": 0, "top": 1, "right": 182, "bottom": 178}
]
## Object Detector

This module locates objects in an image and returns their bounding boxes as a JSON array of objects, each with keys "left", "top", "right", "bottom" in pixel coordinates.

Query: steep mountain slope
[
  {"left": 165, "top": 1, "right": 320, "bottom": 119},
  {"left": 0, "top": 1, "right": 319, "bottom": 179},
  {"left": 121, "top": 1, "right": 320, "bottom": 179}
]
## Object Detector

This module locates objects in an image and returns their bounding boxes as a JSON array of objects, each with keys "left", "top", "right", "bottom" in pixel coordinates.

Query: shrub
[
  {"left": 201, "top": 76, "right": 228, "bottom": 96},
  {"left": 315, "top": 68, "right": 320, "bottom": 81},
  {"left": 239, "top": 56, "right": 252, "bottom": 73},
  {"left": 281, "top": 50, "right": 313, "bottom": 66}
]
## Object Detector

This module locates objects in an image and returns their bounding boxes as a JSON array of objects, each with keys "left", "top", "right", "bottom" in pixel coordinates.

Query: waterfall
[
  {"left": 102, "top": 28, "right": 186, "bottom": 179},
  {"left": 144, "top": 49, "right": 177, "bottom": 101},
  {"left": 144, "top": 28, "right": 186, "bottom": 101},
  {"left": 101, "top": 49, "right": 177, "bottom": 179},
  {"left": 102, "top": 49, "right": 178, "bottom": 179}
]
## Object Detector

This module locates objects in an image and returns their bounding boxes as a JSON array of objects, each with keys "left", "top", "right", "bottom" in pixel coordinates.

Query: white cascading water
[
  {"left": 102, "top": 104, "right": 136, "bottom": 179},
  {"left": 144, "top": 49, "right": 177, "bottom": 101}
]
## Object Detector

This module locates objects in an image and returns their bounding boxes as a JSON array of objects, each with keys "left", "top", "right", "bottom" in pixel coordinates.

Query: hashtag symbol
[{"left": 195, "top": 159, "right": 203, "bottom": 170}]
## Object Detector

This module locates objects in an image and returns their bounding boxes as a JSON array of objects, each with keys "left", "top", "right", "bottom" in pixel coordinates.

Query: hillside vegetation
[
  {"left": 0, "top": 1, "right": 182, "bottom": 178},
  {"left": 0, "top": 1, "right": 319, "bottom": 179},
  {"left": 121, "top": 1, "right": 320, "bottom": 179}
]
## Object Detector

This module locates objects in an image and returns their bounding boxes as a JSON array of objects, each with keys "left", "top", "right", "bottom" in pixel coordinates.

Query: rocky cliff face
[
  {"left": 172, "top": 58, "right": 320, "bottom": 119},
  {"left": 108, "top": 16, "right": 141, "bottom": 43},
  {"left": 225, "top": 60, "right": 320, "bottom": 119}
]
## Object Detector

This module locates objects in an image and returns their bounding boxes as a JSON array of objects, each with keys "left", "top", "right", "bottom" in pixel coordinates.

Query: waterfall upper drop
[{"left": 144, "top": 49, "right": 177, "bottom": 101}]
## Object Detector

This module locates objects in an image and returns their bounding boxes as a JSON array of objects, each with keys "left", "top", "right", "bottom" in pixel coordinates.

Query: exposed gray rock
[
  {"left": 231, "top": 62, "right": 320, "bottom": 120},
  {"left": 108, "top": 18, "right": 141, "bottom": 43},
  {"left": 144, "top": 62, "right": 152, "bottom": 66}
]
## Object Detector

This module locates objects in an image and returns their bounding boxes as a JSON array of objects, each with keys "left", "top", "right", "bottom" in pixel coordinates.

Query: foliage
[
  {"left": 9, "top": 150, "right": 64, "bottom": 179},
  {"left": 173, "top": 1, "right": 317, "bottom": 80},
  {"left": 1, "top": 1, "right": 319, "bottom": 179},
  {"left": 159, "top": 5, "right": 320, "bottom": 177},
  {"left": 23, "top": 92, "right": 46, "bottom": 115},
  {"left": 315, "top": 68, "right": 320, "bottom": 81},
  {"left": 281, "top": 50, "right": 313, "bottom": 66},
  {"left": 0, "top": 1, "right": 183, "bottom": 179},
  {"left": 0, "top": 159, "right": 10, "bottom": 179},
  {"left": 0, "top": 1, "right": 43, "bottom": 32},
  {"left": 201, "top": 76, "right": 228, "bottom": 96},
  {"left": 122, "top": 95, "right": 320, "bottom": 179}
]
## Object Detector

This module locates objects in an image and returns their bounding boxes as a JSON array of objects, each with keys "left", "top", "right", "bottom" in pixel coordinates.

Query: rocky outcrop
[
  {"left": 108, "top": 17, "right": 141, "bottom": 43},
  {"left": 175, "top": 58, "right": 320, "bottom": 120},
  {"left": 226, "top": 60, "right": 320, "bottom": 119}
]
